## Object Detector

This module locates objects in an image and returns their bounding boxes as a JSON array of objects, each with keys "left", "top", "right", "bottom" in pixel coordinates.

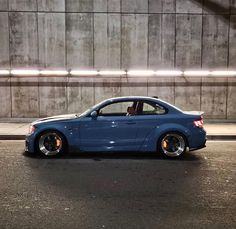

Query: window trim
[
  {"left": 96, "top": 100, "right": 136, "bottom": 117},
  {"left": 86, "top": 99, "right": 168, "bottom": 117},
  {"left": 138, "top": 100, "right": 168, "bottom": 116}
]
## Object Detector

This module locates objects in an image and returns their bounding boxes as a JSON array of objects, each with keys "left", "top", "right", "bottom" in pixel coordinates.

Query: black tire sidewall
[{"left": 158, "top": 132, "right": 187, "bottom": 158}]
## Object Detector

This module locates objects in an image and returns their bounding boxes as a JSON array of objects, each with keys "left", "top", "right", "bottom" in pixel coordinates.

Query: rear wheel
[
  {"left": 158, "top": 132, "right": 186, "bottom": 158},
  {"left": 36, "top": 131, "right": 66, "bottom": 157}
]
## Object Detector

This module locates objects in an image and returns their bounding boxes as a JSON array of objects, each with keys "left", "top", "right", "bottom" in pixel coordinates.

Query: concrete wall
[
  {"left": 0, "top": 74, "right": 235, "bottom": 120},
  {"left": 0, "top": 0, "right": 236, "bottom": 69},
  {"left": 0, "top": 0, "right": 235, "bottom": 119}
]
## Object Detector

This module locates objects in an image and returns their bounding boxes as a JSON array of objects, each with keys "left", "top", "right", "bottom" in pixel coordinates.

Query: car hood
[{"left": 33, "top": 114, "right": 78, "bottom": 125}]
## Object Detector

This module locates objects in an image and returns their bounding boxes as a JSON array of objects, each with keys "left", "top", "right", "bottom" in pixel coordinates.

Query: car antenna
[{"left": 152, "top": 96, "right": 159, "bottom": 99}]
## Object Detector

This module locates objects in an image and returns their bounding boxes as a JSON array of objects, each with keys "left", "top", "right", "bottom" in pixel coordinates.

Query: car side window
[
  {"left": 142, "top": 102, "right": 166, "bottom": 115},
  {"left": 98, "top": 101, "right": 135, "bottom": 116}
]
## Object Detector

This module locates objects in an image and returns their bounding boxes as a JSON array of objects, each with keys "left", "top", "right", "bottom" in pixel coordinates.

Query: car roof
[{"left": 106, "top": 96, "right": 159, "bottom": 102}]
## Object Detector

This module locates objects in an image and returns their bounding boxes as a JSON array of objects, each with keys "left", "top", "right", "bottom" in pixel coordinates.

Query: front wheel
[
  {"left": 158, "top": 132, "right": 187, "bottom": 158},
  {"left": 36, "top": 131, "right": 66, "bottom": 157}
]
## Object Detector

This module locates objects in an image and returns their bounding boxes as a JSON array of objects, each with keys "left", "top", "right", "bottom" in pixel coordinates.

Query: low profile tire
[
  {"left": 36, "top": 130, "right": 66, "bottom": 157},
  {"left": 158, "top": 132, "right": 187, "bottom": 158}
]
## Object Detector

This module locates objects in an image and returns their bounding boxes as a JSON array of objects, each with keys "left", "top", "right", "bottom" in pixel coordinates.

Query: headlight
[{"left": 29, "top": 125, "right": 36, "bottom": 134}]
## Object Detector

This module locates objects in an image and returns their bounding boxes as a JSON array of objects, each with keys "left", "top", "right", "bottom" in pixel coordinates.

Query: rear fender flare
[
  {"left": 155, "top": 124, "right": 190, "bottom": 145},
  {"left": 140, "top": 123, "right": 190, "bottom": 151}
]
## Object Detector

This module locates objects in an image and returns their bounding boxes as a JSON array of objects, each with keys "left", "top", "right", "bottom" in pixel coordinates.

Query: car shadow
[
  {"left": 22, "top": 147, "right": 205, "bottom": 226},
  {"left": 23, "top": 151, "right": 202, "bottom": 161}
]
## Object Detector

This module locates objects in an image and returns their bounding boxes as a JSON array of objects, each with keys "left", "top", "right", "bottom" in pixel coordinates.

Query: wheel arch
[
  {"left": 34, "top": 128, "right": 69, "bottom": 153},
  {"left": 156, "top": 130, "right": 189, "bottom": 151}
]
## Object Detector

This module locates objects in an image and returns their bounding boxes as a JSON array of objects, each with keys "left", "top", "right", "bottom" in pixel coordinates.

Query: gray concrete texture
[
  {"left": 0, "top": 0, "right": 235, "bottom": 119},
  {"left": 0, "top": 75, "right": 235, "bottom": 120},
  {"left": 0, "top": 0, "right": 236, "bottom": 69}
]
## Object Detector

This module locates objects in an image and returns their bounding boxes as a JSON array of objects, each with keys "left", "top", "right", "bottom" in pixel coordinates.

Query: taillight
[{"left": 194, "top": 117, "right": 204, "bottom": 128}]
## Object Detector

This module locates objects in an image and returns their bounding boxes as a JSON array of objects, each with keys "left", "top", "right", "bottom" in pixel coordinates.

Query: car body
[{"left": 25, "top": 96, "right": 207, "bottom": 158}]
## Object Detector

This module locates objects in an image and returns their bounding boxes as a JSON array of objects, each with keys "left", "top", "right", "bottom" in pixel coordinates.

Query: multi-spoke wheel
[
  {"left": 36, "top": 131, "right": 66, "bottom": 156},
  {"left": 158, "top": 132, "right": 187, "bottom": 158}
]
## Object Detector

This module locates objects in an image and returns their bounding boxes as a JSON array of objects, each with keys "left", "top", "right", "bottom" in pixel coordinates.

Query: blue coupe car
[{"left": 25, "top": 96, "right": 206, "bottom": 158}]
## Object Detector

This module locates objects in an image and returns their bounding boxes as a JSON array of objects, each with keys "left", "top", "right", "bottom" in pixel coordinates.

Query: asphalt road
[{"left": 0, "top": 141, "right": 235, "bottom": 229}]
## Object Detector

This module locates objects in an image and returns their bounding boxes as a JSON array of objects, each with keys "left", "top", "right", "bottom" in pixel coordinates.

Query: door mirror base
[{"left": 90, "top": 111, "right": 98, "bottom": 119}]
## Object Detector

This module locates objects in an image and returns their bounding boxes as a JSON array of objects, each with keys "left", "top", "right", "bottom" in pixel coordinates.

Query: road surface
[{"left": 0, "top": 141, "right": 235, "bottom": 229}]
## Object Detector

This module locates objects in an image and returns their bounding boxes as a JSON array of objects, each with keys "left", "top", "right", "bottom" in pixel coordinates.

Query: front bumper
[{"left": 25, "top": 133, "right": 37, "bottom": 153}]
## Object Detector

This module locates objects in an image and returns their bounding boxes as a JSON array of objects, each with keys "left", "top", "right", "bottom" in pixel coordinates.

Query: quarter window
[{"left": 142, "top": 102, "right": 166, "bottom": 115}]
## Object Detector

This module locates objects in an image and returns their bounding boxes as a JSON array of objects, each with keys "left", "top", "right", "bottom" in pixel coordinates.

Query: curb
[
  {"left": 0, "top": 135, "right": 236, "bottom": 141},
  {"left": 206, "top": 135, "right": 236, "bottom": 141},
  {"left": 0, "top": 135, "right": 26, "bottom": 140}
]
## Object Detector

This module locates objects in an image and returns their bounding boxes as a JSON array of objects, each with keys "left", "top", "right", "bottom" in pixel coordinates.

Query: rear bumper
[
  {"left": 188, "top": 127, "right": 207, "bottom": 151},
  {"left": 189, "top": 139, "right": 207, "bottom": 151}
]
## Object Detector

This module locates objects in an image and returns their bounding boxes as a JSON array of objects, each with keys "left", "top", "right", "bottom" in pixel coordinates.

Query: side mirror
[{"left": 90, "top": 111, "right": 98, "bottom": 119}]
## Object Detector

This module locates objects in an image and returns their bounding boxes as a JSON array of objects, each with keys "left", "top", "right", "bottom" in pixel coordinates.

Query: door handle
[{"left": 126, "top": 122, "right": 136, "bottom": 125}]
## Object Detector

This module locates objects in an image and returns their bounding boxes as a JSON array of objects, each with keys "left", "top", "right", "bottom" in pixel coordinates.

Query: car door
[
  {"left": 133, "top": 101, "right": 167, "bottom": 150},
  {"left": 78, "top": 100, "right": 141, "bottom": 151}
]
